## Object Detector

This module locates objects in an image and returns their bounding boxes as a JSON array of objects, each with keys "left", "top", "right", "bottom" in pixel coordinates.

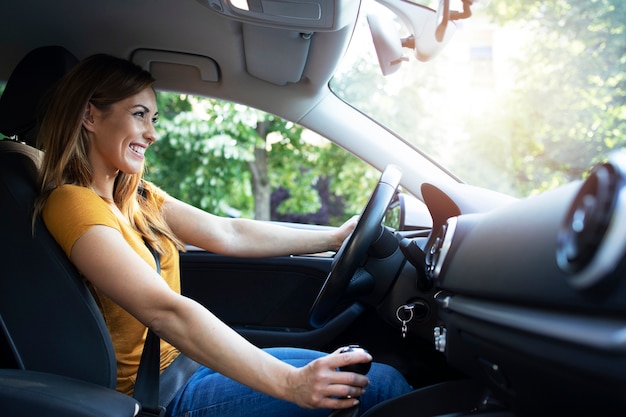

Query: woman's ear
[{"left": 82, "top": 102, "right": 96, "bottom": 132}]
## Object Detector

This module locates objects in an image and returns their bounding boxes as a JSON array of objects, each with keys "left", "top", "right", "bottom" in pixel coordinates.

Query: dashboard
[{"left": 404, "top": 151, "right": 626, "bottom": 414}]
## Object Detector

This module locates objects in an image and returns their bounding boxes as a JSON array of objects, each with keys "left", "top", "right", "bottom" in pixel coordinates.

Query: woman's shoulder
[
  {"left": 45, "top": 184, "right": 111, "bottom": 218},
  {"left": 43, "top": 185, "right": 118, "bottom": 257},
  {"left": 49, "top": 184, "right": 98, "bottom": 199}
]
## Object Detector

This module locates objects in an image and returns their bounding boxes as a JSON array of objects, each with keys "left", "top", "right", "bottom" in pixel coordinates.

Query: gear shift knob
[
  {"left": 328, "top": 346, "right": 371, "bottom": 417},
  {"left": 339, "top": 345, "right": 371, "bottom": 375}
]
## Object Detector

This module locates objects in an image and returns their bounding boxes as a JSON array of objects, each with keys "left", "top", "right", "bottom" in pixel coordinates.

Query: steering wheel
[{"left": 309, "top": 165, "right": 402, "bottom": 328}]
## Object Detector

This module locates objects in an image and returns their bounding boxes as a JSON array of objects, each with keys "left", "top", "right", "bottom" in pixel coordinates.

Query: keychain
[{"left": 395, "top": 304, "right": 415, "bottom": 339}]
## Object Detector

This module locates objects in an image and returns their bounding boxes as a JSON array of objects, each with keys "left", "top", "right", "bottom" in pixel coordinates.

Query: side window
[{"left": 146, "top": 92, "right": 379, "bottom": 227}]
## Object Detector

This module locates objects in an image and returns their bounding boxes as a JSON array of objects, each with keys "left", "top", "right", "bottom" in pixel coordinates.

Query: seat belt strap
[
  {"left": 135, "top": 239, "right": 200, "bottom": 414},
  {"left": 158, "top": 353, "right": 200, "bottom": 407},
  {"left": 134, "top": 329, "right": 165, "bottom": 416},
  {"left": 134, "top": 240, "right": 166, "bottom": 417}
]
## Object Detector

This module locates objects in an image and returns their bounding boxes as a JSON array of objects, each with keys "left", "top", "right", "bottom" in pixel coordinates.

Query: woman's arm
[
  {"left": 69, "top": 224, "right": 369, "bottom": 409},
  {"left": 162, "top": 195, "right": 357, "bottom": 257}
]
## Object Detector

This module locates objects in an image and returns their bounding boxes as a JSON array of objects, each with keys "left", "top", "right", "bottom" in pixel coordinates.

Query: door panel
[{"left": 179, "top": 249, "right": 363, "bottom": 348}]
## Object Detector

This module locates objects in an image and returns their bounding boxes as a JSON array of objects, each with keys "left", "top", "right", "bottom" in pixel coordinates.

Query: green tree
[
  {"left": 331, "top": 39, "right": 446, "bottom": 158},
  {"left": 146, "top": 95, "right": 266, "bottom": 219},
  {"left": 332, "top": 1, "right": 625, "bottom": 197},
  {"left": 481, "top": 0, "right": 626, "bottom": 194},
  {"left": 146, "top": 93, "right": 376, "bottom": 225}
]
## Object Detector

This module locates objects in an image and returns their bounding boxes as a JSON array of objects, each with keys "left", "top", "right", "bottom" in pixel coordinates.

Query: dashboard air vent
[{"left": 556, "top": 151, "right": 626, "bottom": 289}]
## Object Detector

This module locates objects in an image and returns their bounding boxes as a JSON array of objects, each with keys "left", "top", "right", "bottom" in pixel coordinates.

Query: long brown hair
[{"left": 34, "top": 54, "right": 183, "bottom": 254}]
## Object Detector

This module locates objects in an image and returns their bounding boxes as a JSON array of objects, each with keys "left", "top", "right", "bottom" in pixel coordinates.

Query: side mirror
[{"left": 384, "top": 192, "right": 432, "bottom": 231}]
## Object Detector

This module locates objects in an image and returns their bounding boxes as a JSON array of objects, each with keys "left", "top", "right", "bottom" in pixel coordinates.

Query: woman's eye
[{"left": 132, "top": 109, "right": 157, "bottom": 125}]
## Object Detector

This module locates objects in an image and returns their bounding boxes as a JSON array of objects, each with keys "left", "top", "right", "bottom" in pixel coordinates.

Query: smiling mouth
[{"left": 129, "top": 144, "right": 146, "bottom": 156}]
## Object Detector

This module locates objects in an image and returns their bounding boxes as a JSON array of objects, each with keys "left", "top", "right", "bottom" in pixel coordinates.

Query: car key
[{"left": 396, "top": 304, "right": 415, "bottom": 339}]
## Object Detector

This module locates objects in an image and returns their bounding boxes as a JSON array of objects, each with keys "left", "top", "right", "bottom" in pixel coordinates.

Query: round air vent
[{"left": 556, "top": 151, "right": 626, "bottom": 288}]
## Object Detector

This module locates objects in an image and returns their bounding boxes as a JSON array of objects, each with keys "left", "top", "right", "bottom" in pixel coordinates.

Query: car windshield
[{"left": 331, "top": 0, "right": 625, "bottom": 198}]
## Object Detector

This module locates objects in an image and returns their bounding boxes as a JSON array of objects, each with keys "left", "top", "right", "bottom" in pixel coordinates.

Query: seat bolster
[
  {"left": 0, "top": 139, "right": 118, "bottom": 389},
  {"left": 0, "top": 140, "right": 42, "bottom": 172},
  {"left": 0, "top": 369, "right": 139, "bottom": 417}
]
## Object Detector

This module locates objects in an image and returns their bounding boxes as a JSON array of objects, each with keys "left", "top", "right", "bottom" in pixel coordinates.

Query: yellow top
[{"left": 42, "top": 183, "right": 180, "bottom": 395}]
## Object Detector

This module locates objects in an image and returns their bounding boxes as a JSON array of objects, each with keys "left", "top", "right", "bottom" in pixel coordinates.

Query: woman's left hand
[{"left": 331, "top": 216, "right": 358, "bottom": 251}]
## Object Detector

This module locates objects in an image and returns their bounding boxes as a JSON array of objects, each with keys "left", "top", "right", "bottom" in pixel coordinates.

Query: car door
[
  {"left": 179, "top": 241, "right": 359, "bottom": 349},
  {"left": 148, "top": 105, "right": 376, "bottom": 350}
]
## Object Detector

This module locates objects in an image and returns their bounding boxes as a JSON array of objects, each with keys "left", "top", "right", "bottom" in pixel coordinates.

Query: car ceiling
[
  {"left": 3, "top": 0, "right": 465, "bottom": 197},
  {"left": 2, "top": 0, "right": 357, "bottom": 123}
]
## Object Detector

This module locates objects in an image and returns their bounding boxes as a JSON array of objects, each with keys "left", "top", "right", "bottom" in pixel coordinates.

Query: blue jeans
[{"left": 165, "top": 347, "right": 412, "bottom": 417}]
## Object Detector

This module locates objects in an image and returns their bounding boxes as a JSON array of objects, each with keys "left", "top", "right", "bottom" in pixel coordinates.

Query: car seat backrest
[
  {"left": 0, "top": 46, "right": 118, "bottom": 389},
  {"left": 0, "top": 45, "right": 79, "bottom": 148}
]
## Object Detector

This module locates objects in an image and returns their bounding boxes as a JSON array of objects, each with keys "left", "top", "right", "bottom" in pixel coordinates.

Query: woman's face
[{"left": 84, "top": 87, "right": 158, "bottom": 177}]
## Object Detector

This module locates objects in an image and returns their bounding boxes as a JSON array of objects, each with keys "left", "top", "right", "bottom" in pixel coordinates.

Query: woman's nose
[{"left": 145, "top": 122, "right": 158, "bottom": 143}]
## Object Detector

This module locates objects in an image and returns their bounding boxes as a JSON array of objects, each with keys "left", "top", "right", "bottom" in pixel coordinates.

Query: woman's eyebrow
[
  {"left": 131, "top": 104, "right": 151, "bottom": 112},
  {"left": 131, "top": 104, "right": 158, "bottom": 117}
]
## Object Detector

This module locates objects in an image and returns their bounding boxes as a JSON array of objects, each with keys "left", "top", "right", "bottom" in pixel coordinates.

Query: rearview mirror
[{"left": 368, "top": 0, "right": 477, "bottom": 75}]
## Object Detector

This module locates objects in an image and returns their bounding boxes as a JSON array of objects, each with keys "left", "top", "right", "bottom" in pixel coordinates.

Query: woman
[{"left": 34, "top": 54, "right": 411, "bottom": 417}]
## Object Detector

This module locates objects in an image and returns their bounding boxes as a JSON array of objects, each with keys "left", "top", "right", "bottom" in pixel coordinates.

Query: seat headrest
[{"left": 0, "top": 46, "right": 78, "bottom": 147}]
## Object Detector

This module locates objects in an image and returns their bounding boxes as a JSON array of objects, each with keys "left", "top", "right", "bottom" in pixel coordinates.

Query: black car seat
[
  {"left": 0, "top": 45, "right": 79, "bottom": 147},
  {"left": 0, "top": 46, "right": 139, "bottom": 416}
]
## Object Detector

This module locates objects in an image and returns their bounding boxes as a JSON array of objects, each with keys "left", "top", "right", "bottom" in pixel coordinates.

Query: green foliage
[
  {"left": 332, "top": 1, "right": 625, "bottom": 197},
  {"left": 145, "top": 93, "right": 375, "bottom": 225},
  {"left": 145, "top": 95, "right": 255, "bottom": 218},
  {"left": 482, "top": 0, "right": 626, "bottom": 194}
]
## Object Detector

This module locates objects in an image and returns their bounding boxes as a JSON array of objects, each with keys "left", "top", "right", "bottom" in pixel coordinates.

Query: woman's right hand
[{"left": 285, "top": 347, "right": 372, "bottom": 410}]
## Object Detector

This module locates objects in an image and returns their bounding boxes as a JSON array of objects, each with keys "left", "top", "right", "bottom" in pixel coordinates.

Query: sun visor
[
  {"left": 196, "top": 0, "right": 359, "bottom": 31},
  {"left": 243, "top": 25, "right": 311, "bottom": 85}
]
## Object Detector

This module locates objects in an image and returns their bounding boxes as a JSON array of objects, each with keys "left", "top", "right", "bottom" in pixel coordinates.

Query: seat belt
[
  {"left": 134, "top": 328, "right": 164, "bottom": 417},
  {"left": 133, "top": 241, "right": 166, "bottom": 417},
  {"left": 158, "top": 352, "right": 200, "bottom": 406},
  {"left": 134, "top": 241, "right": 200, "bottom": 416}
]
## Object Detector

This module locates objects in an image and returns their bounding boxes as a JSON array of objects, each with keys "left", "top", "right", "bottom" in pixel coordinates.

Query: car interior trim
[
  {"left": 432, "top": 216, "right": 456, "bottom": 280},
  {"left": 195, "top": 0, "right": 360, "bottom": 31},
  {"left": 442, "top": 295, "right": 626, "bottom": 353},
  {"left": 131, "top": 49, "right": 220, "bottom": 82},
  {"left": 242, "top": 25, "right": 310, "bottom": 85}
]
